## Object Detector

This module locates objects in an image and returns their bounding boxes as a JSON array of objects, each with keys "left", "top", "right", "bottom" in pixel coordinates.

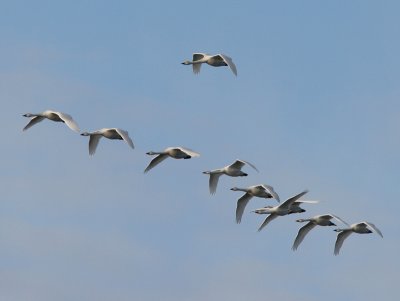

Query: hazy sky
[{"left": 1, "top": 1, "right": 399, "bottom": 300}]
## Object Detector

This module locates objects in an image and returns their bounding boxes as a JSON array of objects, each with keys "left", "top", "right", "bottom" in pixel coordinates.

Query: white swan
[
  {"left": 80, "top": 128, "right": 134, "bottom": 155},
  {"left": 22, "top": 110, "right": 80, "bottom": 132},
  {"left": 144, "top": 147, "right": 200, "bottom": 173},
  {"left": 253, "top": 190, "right": 318, "bottom": 232},
  {"left": 182, "top": 53, "right": 237, "bottom": 76},
  {"left": 292, "top": 214, "right": 349, "bottom": 251},
  {"left": 203, "top": 160, "right": 258, "bottom": 195},
  {"left": 333, "top": 221, "right": 383, "bottom": 255},
  {"left": 230, "top": 184, "right": 280, "bottom": 224}
]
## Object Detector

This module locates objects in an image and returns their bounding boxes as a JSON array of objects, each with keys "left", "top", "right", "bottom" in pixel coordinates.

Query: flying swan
[
  {"left": 182, "top": 53, "right": 237, "bottom": 76},
  {"left": 230, "top": 184, "right": 280, "bottom": 224},
  {"left": 144, "top": 147, "right": 200, "bottom": 173},
  {"left": 292, "top": 214, "right": 349, "bottom": 251},
  {"left": 80, "top": 128, "right": 134, "bottom": 155},
  {"left": 203, "top": 160, "right": 258, "bottom": 195},
  {"left": 333, "top": 221, "right": 383, "bottom": 255},
  {"left": 22, "top": 110, "right": 80, "bottom": 132}
]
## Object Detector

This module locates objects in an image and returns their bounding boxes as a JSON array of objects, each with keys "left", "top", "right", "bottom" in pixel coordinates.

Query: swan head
[
  {"left": 23, "top": 113, "right": 34, "bottom": 117},
  {"left": 296, "top": 219, "right": 307, "bottom": 223},
  {"left": 334, "top": 228, "right": 343, "bottom": 232},
  {"left": 80, "top": 132, "right": 91, "bottom": 136},
  {"left": 230, "top": 187, "right": 239, "bottom": 191},
  {"left": 181, "top": 60, "right": 191, "bottom": 65},
  {"left": 203, "top": 171, "right": 211, "bottom": 174},
  {"left": 146, "top": 151, "right": 157, "bottom": 156}
]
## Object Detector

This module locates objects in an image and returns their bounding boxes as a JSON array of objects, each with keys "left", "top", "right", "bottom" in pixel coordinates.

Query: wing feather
[
  {"left": 56, "top": 112, "right": 80, "bottom": 132},
  {"left": 280, "top": 190, "right": 309, "bottom": 211},
  {"left": 88, "top": 135, "right": 102, "bottom": 155},
  {"left": 209, "top": 173, "right": 222, "bottom": 195},
  {"left": 364, "top": 222, "right": 383, "bottom": 238},
  {"left": 115, "top": 128, "right": 134, "bottom": 149},
  {"left": 292, "top": 222, "right": 316, "bottom": 251},
  {"left": 257, "top": 214, "right": 278, "bottom": 232},
  {"left": 23, "top": 116, "right": 45, "bottom": 131},
  {"left": 218, "top": 54, "right": 237, "bottom": 76},
  {"left": 144, "top": 154, "right": 169, "bottom": 173},
  {"left": 236, "top": 193, "right": 253, "bottom": 224},
  {"left": 334, "top": 230, "right": 353, "bottom": 255},
  {"left": 262, "top": 184, "right": 280, "bottom": 202}
]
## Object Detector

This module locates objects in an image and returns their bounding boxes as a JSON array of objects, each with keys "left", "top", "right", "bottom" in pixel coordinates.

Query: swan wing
[
  {"left": 23, "top": 116, "right": 45, "bottom": 131},
  {"left": 56, "top": 112, "right": 80, "bottom": 132},
  {"left": 364, "top": 222, "right": 383, "bottom": 238},
  {"left": 329, "top": 214, "right": 350, "bottom": 226},
  {"left": 193, "top": 53, "right": 205, "bottom": 61},
  {"left": 334, "top": 230, "right": 353, "bottom": 255},
  {"left": 292, "top": 222, "right": 316, "bottom": 251},
  {"left": 236, "top": 193, "right": 253, "bottom": 224},
  {"left": 230, "top": 159, "right": 259, "bottom": 172},
  {"left": 115, "top": 128, "right": 134, "bottom": 149},
  {"left": 279, "top": 190, "right": 309, "bottom": 210},
  {"left": 176, "top": 147, "right": 200, "bottom": 157},
  {"left": 88, "top": 134, "right": 102, "bottom": 155},
  {"left": 218, "top": 54, "right": 237, "bottom": 76},
  {"left": 208, "top": 173, "right": 222, "bottom": 195},
  {"left": 261, "top": 184, "right": 280, "bottom": 202},
  {"left": 257, "top": 214, "right": 278, "bottom": 232},
  {"left": 144, "top": 154, "right": 169, "bottom": 173}
]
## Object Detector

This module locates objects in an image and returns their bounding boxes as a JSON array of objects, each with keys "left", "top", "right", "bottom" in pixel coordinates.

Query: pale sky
[{"left": 1, "top": 1, "right": 399, "bottom": 300}]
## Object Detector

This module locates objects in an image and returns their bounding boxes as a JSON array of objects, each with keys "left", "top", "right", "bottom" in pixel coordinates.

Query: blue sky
[{"left": 1, "top": 1, "right": 399, "bottom": 300}]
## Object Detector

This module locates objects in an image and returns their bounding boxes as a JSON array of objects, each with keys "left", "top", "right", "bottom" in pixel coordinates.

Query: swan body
[
  {"left": 333, "top": 221, "right": 383, "bottom": 255},
  {"left": 144, "top": 147, "right": 200, "bottom": 173},
  {"left": 80, "top": 128, "right": 134, "bottom": 155},
  {"left": 203, "top": 159, "right": 258, "bottom": 195},
  {"left": 182, "top": 53, "right": 237, "bottom": 76},
  {"left": 254, "top": 190, "right": 318, "bottom": 232},
  {"left": 22, "top": 110, "right": 80, "bottom": 132},
  {"left": 292, "top": 214, "right": 349, "bottom": 251},
  {"left": 231, "top": 184, "right": 280, "bottom": 224}
]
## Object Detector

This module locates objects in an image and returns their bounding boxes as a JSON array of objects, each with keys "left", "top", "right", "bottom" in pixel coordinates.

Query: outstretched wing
[
  {"left": 23, "top": 116, "right": 45, "bottom": 131},
  {"left": 261, "top": 184, "right": 280, "bottom": 202},
  {"left": 328, "top": 214, "right": 349, "bottom": 226},
  {"left": 258, "top": 214, "right": 278, "bottom": 232},
  {"left": 144, "top": 154, "right": 168, "bottom": 173},
  {"left": 292, "top": 222, "right": 316, "bottom": 251},
  {"left": 230, "top": 159, "right": 259, "bottom": 172},
  {"left": 218, "top": 54, "right": 237, "bottom": 76},
  {"left": 236, "top": 193, "right": 253, "bottom": 224},
  {"left": 208, "top": 173, "right": 222, "bottom": 195},
  {"left": 334, "top": 230, "right": 353, "bottom": 255},
  {"left": 364, "top": 222, "right": 383, "bottom": 238},
  {"left": 88, "top": 134, "right": 102, "bottom": 155},
  {"left": 176, "top": 147, "right": 200, "bottom": 157},
  {"left": 192, "top": 53, "right": 205, "bottom": 74},
  {"left": 279, "top": 190, "right": 309, "bottom": 211},
  {"left": 115, "top": 128, "right": 134, "bottom": 149},
  {"left": 193, "top": 53, "right": 205, "bottom": 61},
  {"left": 56, "top": 112, "right": 80, "bottom": 132}
]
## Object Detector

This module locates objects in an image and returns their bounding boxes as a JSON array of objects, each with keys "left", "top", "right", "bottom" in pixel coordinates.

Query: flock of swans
[{"left": 22, "top": 53, "right": 383, "bottom": 255}]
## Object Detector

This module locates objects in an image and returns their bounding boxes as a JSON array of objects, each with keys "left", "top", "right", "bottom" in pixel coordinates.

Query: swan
[
  {"left": 230, "top": 184, "right": 280, "bottom": 224},
  {"left": 292, "top": 214, "right": 349, "bottom": 251},
  {"left": 80, "top": 128, "right": 134, "bottom": 155},
  {"left": 253, "top": 190, "right": 318, "bottom": 232},
  {"left": 182, "top": 53, "right": 237, "bottom": 76},
  {"left": 203, "top": 160, "right": 258, "bottom": 195},
  {"left": 22, "top": 110, "right": 80, "bottom": 132},
  {"left": 333, "top": 221, "right": 383, "bottom": 255},
  {"left": 144, "top": 147, "right": 200, "bottom": 173}
]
